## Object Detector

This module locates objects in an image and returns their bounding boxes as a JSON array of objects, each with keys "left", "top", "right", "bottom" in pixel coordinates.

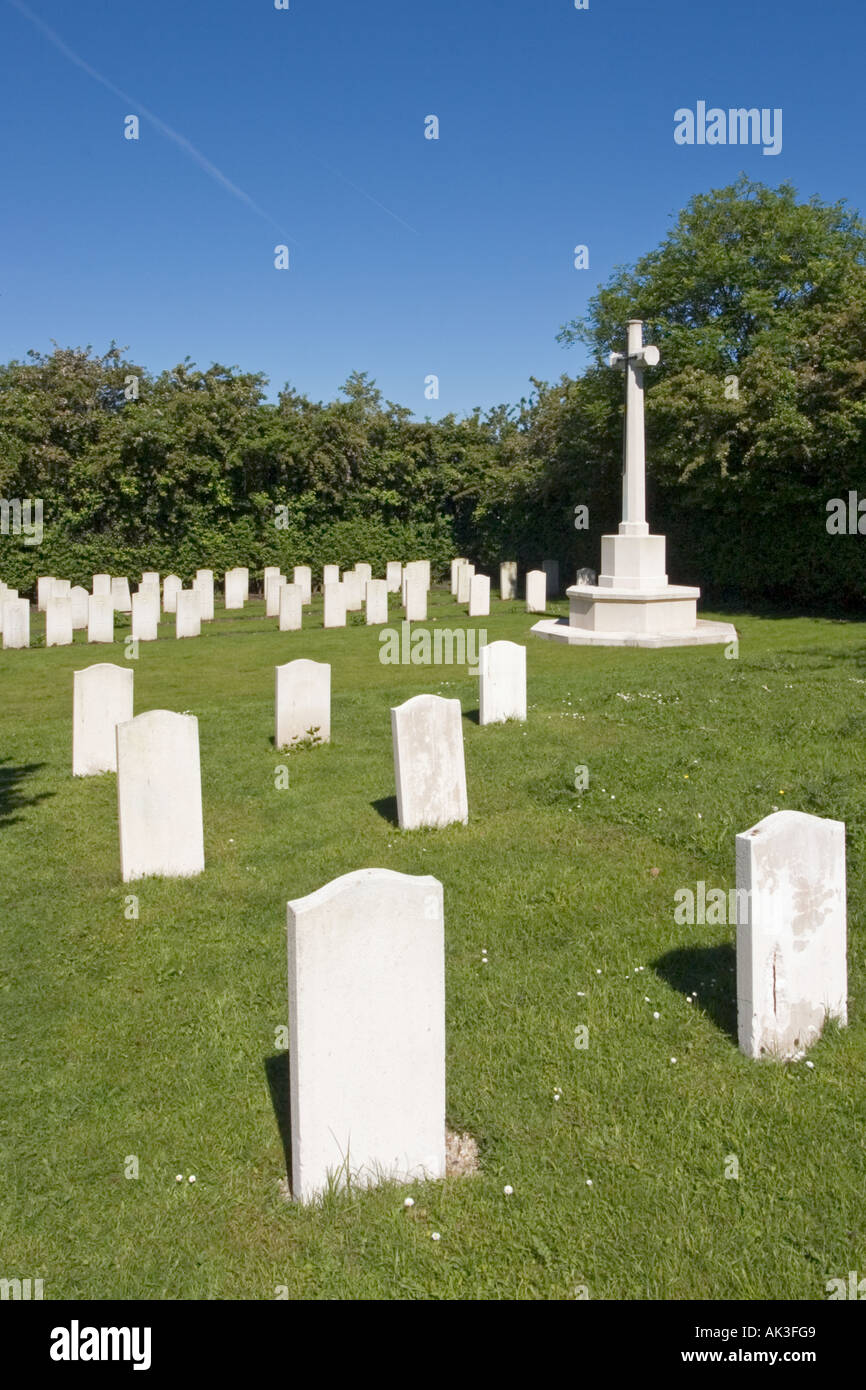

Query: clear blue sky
[{"left": 2, "top": 0, "right": 864, "bottom": 419}]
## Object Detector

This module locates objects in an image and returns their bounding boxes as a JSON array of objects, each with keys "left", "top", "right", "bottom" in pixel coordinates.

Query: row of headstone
[{"left": 285, "top": 806, "right": 848, "bottom": 1201}]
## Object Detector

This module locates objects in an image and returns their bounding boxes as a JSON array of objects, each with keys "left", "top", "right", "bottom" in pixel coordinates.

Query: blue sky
[{"left": 2, "top": 0, "right": 864, "bottom": 419}]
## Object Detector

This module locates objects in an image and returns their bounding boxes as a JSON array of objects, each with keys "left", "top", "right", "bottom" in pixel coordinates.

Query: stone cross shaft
[{"left": 608, "top": 320, "right": 660, "bottom": 537}]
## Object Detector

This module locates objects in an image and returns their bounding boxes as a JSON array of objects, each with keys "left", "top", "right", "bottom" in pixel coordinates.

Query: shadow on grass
[
  {"left": 652, "top": 943, "right": 738, "bottom": 1045},
  {"left": 0, "top": 758, "right": 51, "bottom": 827},
  {"left": 371, "top": 795, "right": 399, "bottom": 825},
  {"left": 264, "top": 1052, "right": 293, "bottom": 1183},
  {"left": 463, "top": 708, "right": 480, "bottom": 725}
]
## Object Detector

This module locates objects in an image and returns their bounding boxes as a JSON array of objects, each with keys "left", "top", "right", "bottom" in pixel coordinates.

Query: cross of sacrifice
[{"left": 608, "top": 320, "right": 660, "bottom": 537}]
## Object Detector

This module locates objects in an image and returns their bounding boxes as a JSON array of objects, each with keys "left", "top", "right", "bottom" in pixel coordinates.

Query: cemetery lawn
[{"left": 1, "top": 592, "right": 865, "bottom": 1301}]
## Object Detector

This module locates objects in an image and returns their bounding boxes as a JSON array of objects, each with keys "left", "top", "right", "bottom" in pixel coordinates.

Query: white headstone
[
  {"left": 365, "top": 579, "right": 388, "bottom": 625},
  {"left": 456, "top": 563, "right": 475, "bottom": 604},
  {"left": 323, "top": 581, "right": 346, "bottom": 629},
  {"left": 45, "top": 596, "right": 73, "bottom": 647},
  {"left": 70, "top": 586, "right": 90, "bottom": 630},
  {"left": 263, "top": 566, "right": 281, "bottom": 591},
  {"left": 193, "top": 570, "right": 215, "bottom": 621},
  {"left": 542, "top": 559, "right": 560, "bottom": 598},
  {"left": 73, "top": 663, "right": 134, "bottom": 776},
  {"left": 142, "top": 571, "right": 160, "bottom": 588},
  {"left": 391, "top": 693, "right": 468, "bottom": 829},
  {"left": 163, "top": 575, "right": 182, "bottom": 614},
  {"left": 525, "top": 569, "right": 546, "bottom": 613},
  {"left": 342, "top": 571, "right": 363, "bottom": 612},
  {"left": 468, "top": 574, "right": 490, "bottom": 617},
  {"left": 52, "top": 579, "right": 71, "bottom": 600},
  {"left": 88, "top": 594, "right": 114, "bottom": 644},
  {"left": 322, "top": 564, "right": 340, "bottom": 587},
  {"left": 386, "top": 561, "right": 402, "bottom": 593},
  {"left": 110, "top": 577, "right": 132, "bottom": 613},
  {"left": 275, "top": 658, "right": 331, "bottom": 749},
  {"left": 117, "top": 711, "right": 205, "bottom": 881},
  {"left": 736, "top": 810, "right": 847, "bottom": 1060},
  {"left": 279, "top": 582, "right": 303, "bottom": 632},
  {"left": 286, "top": 867, "right": 446, "bottom": 1203},
  {"left": 499, "top": 561, "right": 517, "bottom": 600},
  {"left": 479, "top": 640, "right": 526, "bottom": 725},
  {"left": 131, "top": 588, "right": 159, "bottom": 642},
  {"left": 175, "top": 590, "right": 201, "bottom": 638},
  {"left": 224, "top": 568, "right": 246, "bottom": 609},
  {"left": 404, "top": 560, "right": 429, "bottom": 591},
  {"left": 2, "top": 598, "right": 30, "bottom": 649},
  {"left": 404, "top": 575, "right": 427, "bottom": 622},
  {"left": 293, "top": 566, "right": 312, "bottom": 605},
  {"left": 92, "top": 574, "right": 111, "bottom": 598},
  {"left": 354, "top": 562, "right": 372, "bottom": 586},
  {"left": 265, "top": 574, "right": 286, "bottom": 617},
  {"left": 450, "top": 558, "right": 468, "bottom": 595},
  {"left": 37, "top": 576, "right": 56, "bottom": 611},
  {"left": 238, "top": 566, "right": 250, "bottom": 601}
]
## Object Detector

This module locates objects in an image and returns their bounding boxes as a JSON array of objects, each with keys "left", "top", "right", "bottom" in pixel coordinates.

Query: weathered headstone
[
  {"left": 479, "top": 640, "right": 526, "bottom": 725},
  {"left": 386, "top": 560, "right": 402, "bottom": 593},
  {"left": 365, "top": 579, "right": 388, "bottom": 625},
  {"left": 116, "top": 710, "right": 205, "bottom": 881},
  {"left": 323, "top": 581, "right": 346, "bottom": 628},
  {"left": 110, "top": 577, "right": 132, "bottom": 613},
  {"left": 162, "top": 575, "right": 182, "bottom": 614},
  {"left": 131, "top": 588, "right": 159, "bottom": 642},
  {"left": 736, "top": 810, "right": 847, "bottom": 1060},
  {"left": 468, "top": 574, "right": 490, "bottom": 617},
  {"left": 73, "top": 663, "right": 134, "bottom": 776},
  {"left": 450, "top": 558, "right": 468, "bottom": 595},
  {"left": 456, "top": 563, "right": 475, "bottom": 604},
  {"left": 342, "top": 571, "right": 363, "bottom": 612},
  {"left": 2, "top": 598, "right": 30, "bottom": 649},
  {"left": 88, "top": 594, "right": 114, "bottom": 643},
  {"left": 293, "top": 565, "right": 312, "bottom": 605},
  {"left": 70, "top": 586, "right": 90, "bottom": 630},
  {"left": 275, "top": 658, "right": 331, "bottom": 749},
  {"left": 391, "top": 693, "right": 468, "bottom": 829},
  {"left": 286, "top": 867, "right": 446, "bottom": 1202},
  {"left": 499, "top": 561, "right": 518, "bottom": 600},
  {"left": 45, "top": 596, "right": 73, "bottom": 647},
  {"left": 542, "top": 559, "right": 560, "bottom": 598},
  {"left": 37, "top": 576, "right": 56, "bottom": 611},
  {"left": 224, "top": 568, "right": 246, "bottom": 609},
  {"left": 193, "top": 570, "right": 215, "bottom": 621},
  {"left": 525, "top": 569, "right": 546, "bottom": 613},
  {"left": 175, "top": 590, "right": 201, "bottom": 638},
  {"left": 404, "top": 575, "right": 427, "bottom": 622},
  {"left": 279, "top": 582, "right": 303, "bottom": 632},
  {"left": 265, "top": 574, "right": 286, "bottom": 617}
]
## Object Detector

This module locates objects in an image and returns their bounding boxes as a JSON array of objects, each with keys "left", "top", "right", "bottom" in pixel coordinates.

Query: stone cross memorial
[
  {"left": 286, "top": 867, "right": 446, "bottom": 1202},
  {"left": 736, "top": 810, "right": 847, "bottom": 1060},
  {"left": 532, "top": 320, "right": 736, "bottom": 648}
]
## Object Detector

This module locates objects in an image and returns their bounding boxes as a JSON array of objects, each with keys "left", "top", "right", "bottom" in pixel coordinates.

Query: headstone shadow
[
  {"left": 371, "top": 795, "right": 399, "bottom": 825},
  {"left": 264, "top": 1052, "right": 293, "bottom": 1180},
  {"left": 652, "top": 943, "right": 738, "bottom": 1045},
  {"left": 0, "top": 758, "right": 51, "bottom": 828}
]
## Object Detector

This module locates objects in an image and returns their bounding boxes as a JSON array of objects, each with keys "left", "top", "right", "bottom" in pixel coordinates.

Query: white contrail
[
  {"left": 8, "top": 0, "right": 418, "bottom": 237},
  {"left": 7, "top": 0, "right": 289, "bottom": 237}
]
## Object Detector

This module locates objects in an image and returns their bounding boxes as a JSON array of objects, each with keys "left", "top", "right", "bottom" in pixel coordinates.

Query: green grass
[{"left": 1, "top": 591, "right": 864, "bottom": 1300}]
